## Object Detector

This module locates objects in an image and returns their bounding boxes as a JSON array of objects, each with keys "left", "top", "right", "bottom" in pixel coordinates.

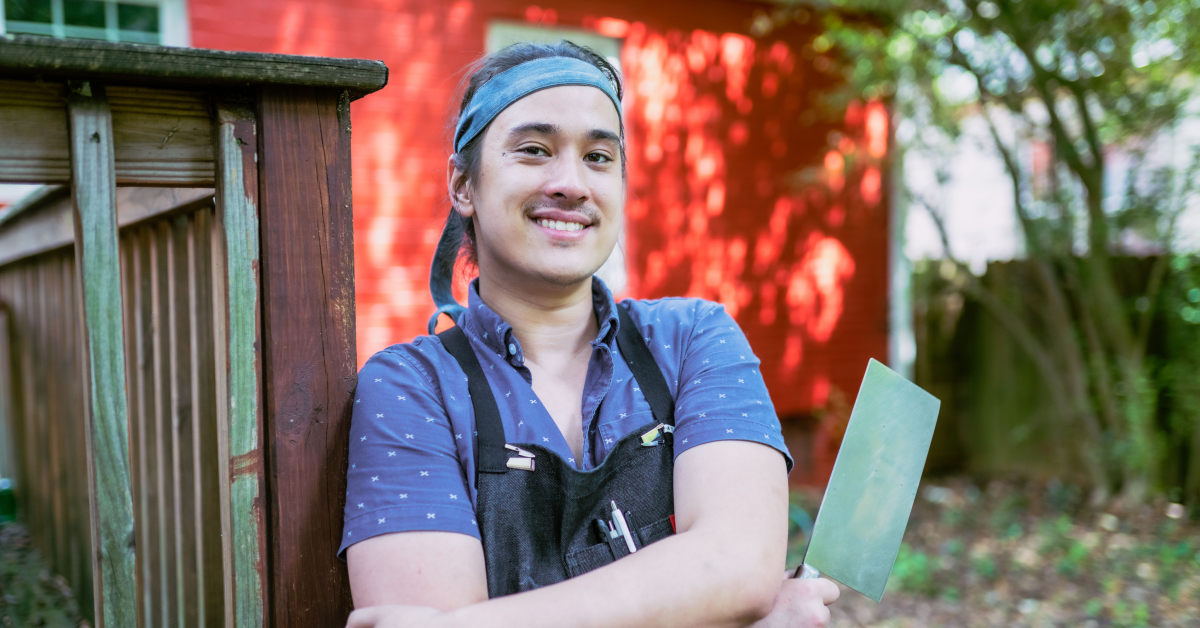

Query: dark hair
[{"left": 439, "top": 40, "right": 625, "bottom": 272}]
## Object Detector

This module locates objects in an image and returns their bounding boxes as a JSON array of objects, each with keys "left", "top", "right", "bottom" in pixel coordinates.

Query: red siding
[{"left": 190, "top": 0, "right": 890, "bottom": 484}]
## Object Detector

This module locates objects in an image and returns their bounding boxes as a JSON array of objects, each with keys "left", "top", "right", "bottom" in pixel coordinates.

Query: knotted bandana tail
[{"left": 428, "top": 215, "right": 467, "bottom": 334}]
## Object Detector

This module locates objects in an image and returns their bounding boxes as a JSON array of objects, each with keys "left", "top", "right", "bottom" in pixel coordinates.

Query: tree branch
[
  {"left": 913, "top": 193, "right": 1055, "bottom": 395},
  {"left": 1065, "top": 79, "right": 1103, "bottom": 173},
  {"left": 1135, "top": 148, "right": 1200, "bottom": 358}
]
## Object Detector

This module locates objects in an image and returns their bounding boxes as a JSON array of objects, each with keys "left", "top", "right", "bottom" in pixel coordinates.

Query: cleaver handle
[{"left": 793, "top": 563, "right": 821, "bottom": 579}]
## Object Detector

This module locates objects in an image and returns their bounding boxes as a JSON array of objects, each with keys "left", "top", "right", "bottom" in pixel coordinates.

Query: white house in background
[{"left": 900, "top": 98, "right": 1200, "bottom": 273}]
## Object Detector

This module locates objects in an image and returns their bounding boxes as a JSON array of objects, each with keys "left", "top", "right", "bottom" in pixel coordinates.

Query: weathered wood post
[
  {"left": 212, "top": 97, "right": 269, "bottom": 628},
  {"left": 66, "top": 80, "right": 138, "bottom": 628},
  {"left": 257, "top": 85, "right": 358, "bottom": 625}
]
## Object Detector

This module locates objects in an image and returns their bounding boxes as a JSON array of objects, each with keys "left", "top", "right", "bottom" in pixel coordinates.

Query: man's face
[{"left": 454, "top": 85, "right": 624, "bottom": 289}]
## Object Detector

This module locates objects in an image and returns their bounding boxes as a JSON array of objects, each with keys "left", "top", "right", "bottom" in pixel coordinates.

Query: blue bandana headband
[
  {"left": 453, "top": 56, "right": 623, "bottom": 152},
  {"left": 429, "top": 56, "right": 623, "bottom": 333}
]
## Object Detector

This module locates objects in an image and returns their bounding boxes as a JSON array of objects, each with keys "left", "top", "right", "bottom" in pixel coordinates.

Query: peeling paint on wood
[{"left": 211, "top": 98, "right": 267, "bottom": 628}]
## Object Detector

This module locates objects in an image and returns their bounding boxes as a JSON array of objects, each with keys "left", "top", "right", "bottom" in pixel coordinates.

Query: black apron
[{"left": 438, "top": 303, "right": 677, "bottom": 597}]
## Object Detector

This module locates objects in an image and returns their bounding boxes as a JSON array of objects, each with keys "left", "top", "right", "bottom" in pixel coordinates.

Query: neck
[{"left": 476, "top": 273, "right": 599, "bottom": 365}]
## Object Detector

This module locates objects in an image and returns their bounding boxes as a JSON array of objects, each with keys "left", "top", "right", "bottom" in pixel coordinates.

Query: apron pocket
[
  {"left": 564, "top": 542, "right": 622, "bottom": 578},
  {"left": 563, "top": 514, "right": 676, "bottom": 579},
  {"left": 635, "top": 514, "right": 675, "bottom": 547}
]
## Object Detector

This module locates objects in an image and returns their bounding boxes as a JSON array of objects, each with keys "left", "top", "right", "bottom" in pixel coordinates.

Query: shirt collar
[{"left": 460, "top": 277, "right": 621, "bottom": 365}]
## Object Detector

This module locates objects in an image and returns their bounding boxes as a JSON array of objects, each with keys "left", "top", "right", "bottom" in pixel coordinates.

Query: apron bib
[{"left": 439, "top": 303, "right": 677, "bottom": 597}]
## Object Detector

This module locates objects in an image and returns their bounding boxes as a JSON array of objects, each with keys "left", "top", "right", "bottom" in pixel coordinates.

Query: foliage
[
  {"left": 765, "top": 0, "right": 1200, "bottom": 505},
  {"left": 785, "top": 492, "right": 821, "bottom": 567},
  {"left": 889, "top": 543, "right": 937, "bottom": 595}
]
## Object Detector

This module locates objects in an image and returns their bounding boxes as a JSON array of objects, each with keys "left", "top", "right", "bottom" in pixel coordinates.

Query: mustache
[{"left": 522, "top": 199, "right": 599, "bottom": 221}]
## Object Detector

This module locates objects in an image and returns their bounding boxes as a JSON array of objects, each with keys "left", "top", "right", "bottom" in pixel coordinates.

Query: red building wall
[{"left": 189, "top": 0, "right": 890, "bottom": 484}]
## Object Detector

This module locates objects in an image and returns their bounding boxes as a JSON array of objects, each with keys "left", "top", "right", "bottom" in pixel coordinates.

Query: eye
[
  {"left": 584, "top": 152, "right": 613, "bottom": 163},
  {"left": 519, "top": 145, "right": 549, "bottom": 156}
]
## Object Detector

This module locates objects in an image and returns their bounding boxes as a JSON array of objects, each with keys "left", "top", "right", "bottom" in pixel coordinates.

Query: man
[{"left": 343, "top": 41, "right": 839, "bottom": 628}]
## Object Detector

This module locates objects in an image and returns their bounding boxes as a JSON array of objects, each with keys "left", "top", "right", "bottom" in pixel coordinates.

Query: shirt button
[{"left": 508, "top": 343, "right": 517, "bottom": 355}]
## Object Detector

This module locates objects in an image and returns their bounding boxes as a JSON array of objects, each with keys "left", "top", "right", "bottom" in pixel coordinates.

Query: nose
[{"left": 543, "top": 152, "right": 589, "bottom": 204}]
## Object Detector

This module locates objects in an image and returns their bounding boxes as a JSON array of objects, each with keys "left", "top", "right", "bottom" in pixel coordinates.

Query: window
[
  {"left": 487, "top": 21, "right": 622, "bottom": 73},
  {"left": 1, "top": 0, "right": 182, "bottom": 45}
]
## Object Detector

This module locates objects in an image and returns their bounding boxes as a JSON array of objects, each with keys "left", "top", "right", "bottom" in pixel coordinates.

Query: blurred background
[{"left": 1, "top": 0, "right": 1198, "bottom": 625}]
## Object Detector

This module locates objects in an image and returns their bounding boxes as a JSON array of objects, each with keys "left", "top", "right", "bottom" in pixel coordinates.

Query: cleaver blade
[{"left": 796, "top": 358, "right": 940, "bottom": 602}]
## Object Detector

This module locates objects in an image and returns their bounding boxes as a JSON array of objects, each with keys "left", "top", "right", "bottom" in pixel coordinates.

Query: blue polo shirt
[{"left": 340, "top": 277, "right": 792, "bottom": 558}]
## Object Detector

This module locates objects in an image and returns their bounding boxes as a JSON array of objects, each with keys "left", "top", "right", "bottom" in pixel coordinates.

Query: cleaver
[{"left": 792, "top": 358, "right": 940, "bottom": 602}]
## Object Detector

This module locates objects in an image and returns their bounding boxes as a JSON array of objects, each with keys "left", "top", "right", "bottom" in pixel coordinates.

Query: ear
[{"left": 446, "top": 154, "right": 476, "bottom": 219}]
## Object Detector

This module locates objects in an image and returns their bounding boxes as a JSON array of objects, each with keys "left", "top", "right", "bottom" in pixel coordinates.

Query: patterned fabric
[
  {"left": 452, "top": 56, "right": 622, "bottom": 152},
  {"left": 340, "top": 277, "right": 792, "bottom": 559}
]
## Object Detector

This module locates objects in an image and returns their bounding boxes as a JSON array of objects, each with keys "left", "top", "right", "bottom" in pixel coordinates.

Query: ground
[
  {"left": 788, "top": 478, "right": 1200, "bottom": 628},
  {"left": 0, "top": 522, "right": 83, "bottom": 628},
  {"left": 2, "top": 477, "right": 1198, "bottom": 627}
]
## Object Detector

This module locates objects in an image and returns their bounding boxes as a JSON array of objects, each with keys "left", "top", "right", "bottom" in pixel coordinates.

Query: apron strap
[
  {"left": 437, "top": 325, "right": 510, "bottom": 485},
  {"left": 616, "top": 302, "right": 676, "bottom": 427},
  {"left": 438, "top": 300, "right": 676, "bottom": 487}
]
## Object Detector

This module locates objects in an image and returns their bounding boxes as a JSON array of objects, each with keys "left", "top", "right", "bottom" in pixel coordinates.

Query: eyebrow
[
  {"left": 508, "top": 122, "right": 559, "bottom": 139},
  {"left": 506, "top": 122, "right": 621, "bottom": 144},
  {"left": 587, "top": 129, "right": 621, "bottom": 144}
]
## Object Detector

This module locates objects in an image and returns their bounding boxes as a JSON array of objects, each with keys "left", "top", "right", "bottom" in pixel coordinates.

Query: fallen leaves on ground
[
  {"left": 0, "top": 522, "right": 84, "bottom": 628},
  {"left": 790, "top": 477, "right": 1200, "bottom": 628}
]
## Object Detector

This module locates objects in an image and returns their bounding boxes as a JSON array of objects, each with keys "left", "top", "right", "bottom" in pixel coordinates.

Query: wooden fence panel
[
  {"left": 188, "top": 207, "right": 225, "bottom": 628},
  {"left": 129, "top": 225, "right": 160, "bottom": 628},
  {"left": 150, "top": 221, "right": 178, "bottom": 624},
  {"left": 117, "top": 204, "right": 226, "bottom": 628},
  {"left": 0, "top": 304, "right": 12, "bottom": 482},
  {"left": 120, "top": 232, "right": 146, "bottom": 628},
  {"left": 0, "top": 252, "right": 95, "bottom": 622},
  {"left": 29, "top": 263, "right": 50, "bottom": 566},
  {"left": 169, "top": 215, "right": 198, "bottom": 628},
  {"left": 63, "top": 254, "right": 90, "bottom": 609},
  {"left": 44, "top": 259, "right": 66, "bottom": 583},
  {"left": 0, "top": 196, "right": 228, "bottom": 627}
]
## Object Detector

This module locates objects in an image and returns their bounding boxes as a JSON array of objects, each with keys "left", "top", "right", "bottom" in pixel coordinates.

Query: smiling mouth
[{"left": 535, "top": 218, "right": 588, "bottom": 232}]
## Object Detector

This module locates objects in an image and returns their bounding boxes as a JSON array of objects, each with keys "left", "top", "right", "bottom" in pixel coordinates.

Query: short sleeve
[
  {"left": 339, "top": 349, "right": 480, "bottom": 560},
  {"left": 672, "top": 302, "right": 793, "bottom": 472}
]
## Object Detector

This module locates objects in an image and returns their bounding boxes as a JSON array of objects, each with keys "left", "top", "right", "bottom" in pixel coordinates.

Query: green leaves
[
  {"left": 888, "top": 543, "right": 938, "bottom": 595},
  {"left": 764, "top": 0, "right": 1196, "bottom": 154}
]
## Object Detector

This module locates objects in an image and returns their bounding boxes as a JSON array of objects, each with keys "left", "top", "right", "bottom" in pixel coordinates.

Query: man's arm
[
  {"left": 348, "top": 531, "right": 488, "bottom": 611},
  {"left": 349, "top": 439, "right": 788, "bottom": 628}
]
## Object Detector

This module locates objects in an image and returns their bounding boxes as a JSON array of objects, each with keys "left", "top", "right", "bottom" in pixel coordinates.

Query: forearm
[
  {"left": 435, "top": 441, "right": 790, "bottom": 628},
  {"left": 441, "top": 524, "right": 782, "bottom": 628}
]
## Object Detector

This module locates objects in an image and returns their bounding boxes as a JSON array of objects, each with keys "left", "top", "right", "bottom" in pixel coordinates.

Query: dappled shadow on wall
[{"left": 620, "top": 20, "right": 890, "bottom": 449}]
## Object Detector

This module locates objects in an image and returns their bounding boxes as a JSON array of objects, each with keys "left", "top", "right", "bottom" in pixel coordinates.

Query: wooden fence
[
  {"left": 0, "top": 189, "right": 227, "bottom": 625},
  {"left": 913, "top": 258, "right": 1200, "bottom": 503},
  {"left": 0, "top": 247, "right": 92, "bottom": 615},
  {"left": 0, "top": 35, "right": 388, "bottom": 627},
  {"left": 120, "top": 201, "right": 225, "bottom": 627}
]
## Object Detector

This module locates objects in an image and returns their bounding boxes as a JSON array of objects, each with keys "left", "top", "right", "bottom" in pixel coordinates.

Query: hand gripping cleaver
[{"left": 792, "top": 358, "right": 941, "bottom": 602}]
